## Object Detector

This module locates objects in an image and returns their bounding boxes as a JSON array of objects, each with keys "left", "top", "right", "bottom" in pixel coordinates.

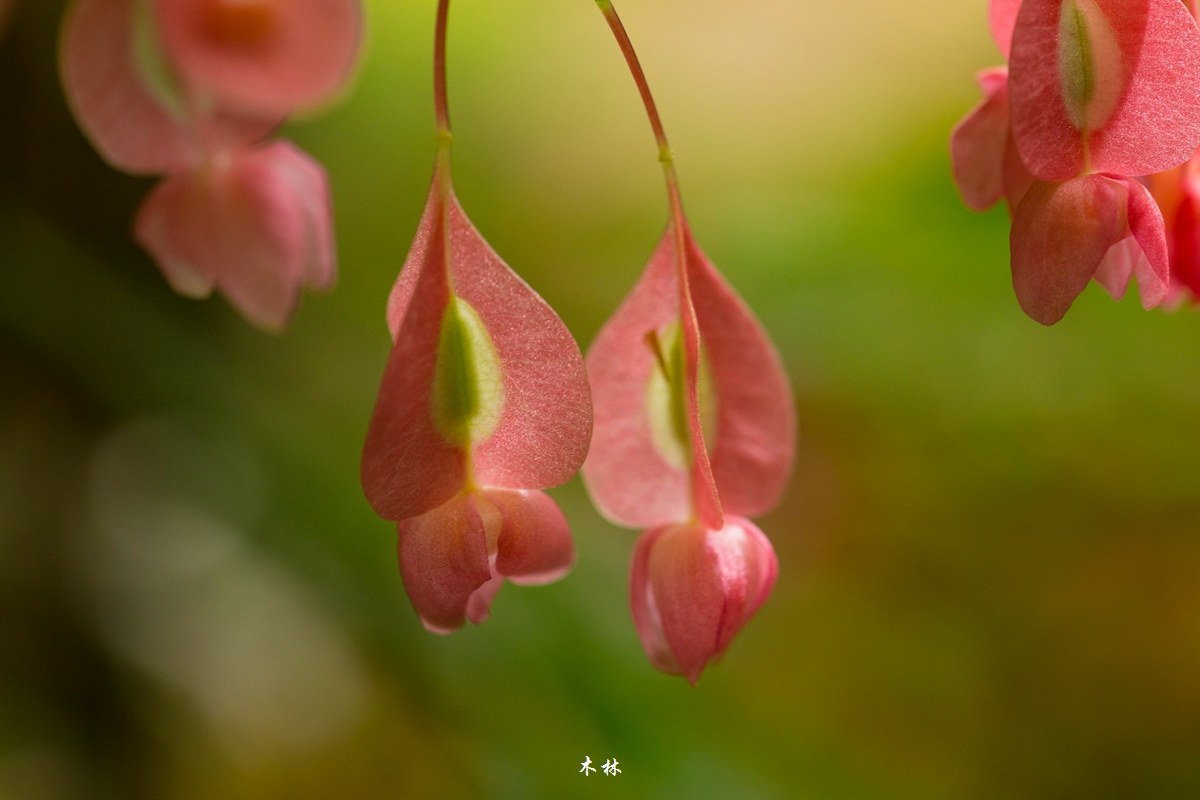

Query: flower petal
[
  {"left": 386, "top": 173, "right": 592, "bottom": 494},
  {"left": 1120, "top": 175, "right": 1170, "bottom": 309},
  {"left": 990, "top": 0, "right": 1023, "bottom": 58},
  {"left": 264, "top": 139, "right": 338, "bottom": 291},
  {"left": 134, "top": 144, "right": 324, "bottom": 330},
  {"left": 641, "top": 520, "right": 775, "bottom": 685},
  {"left": 710, "top": 517, "right": 778, "bottom": 656},
  {"left": 1003, "top": 128, "right": 1037, "bottom": 209},
  {"left": 1009, "top": 0, "right": 1200, "bottom": 181},
  {"left": 486, "top": 488, "right": 575, "bottom": 586},
  {"left": 397, "top": 492, "right": 493, "bottom": 634},
  {"left": 1164, "top": 166, "right": 1200, "bottom": 296},
  {"left": 950, "top": 68, "right": 1011, "bottom": 212},
  {"left": 361, "top": 178, "right": 468, "bottom": 520},
  {"left": 60, "top": 0, "right": 276, "bottom": 174},
  {"left": 685, "top": 231, "right": 794, "bottom": 521},
  {"left": 154, "top": 0, "right": 363, "bottom": 116},
  {"left": 1009, "top": 175, "right": 1128, "bottom": 324},
  {"left": 1092, "top": 234, "right": 1141, "bottom": 300},
  {"left": 583, "top": 230, "right": 694, "bottom": 528},
  {"left": 630, "top": 526, "right": 683, "bottom": 676}
]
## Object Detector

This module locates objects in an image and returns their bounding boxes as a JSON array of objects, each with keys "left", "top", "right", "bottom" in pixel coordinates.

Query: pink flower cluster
[
  {"left": 60, "top": 0, "right": 362, "bottom": 331},
  {"left": 951, "top": 0, "right": 1200, "bottom": 323},
  {"left": 59, "top": 0, "right": 798, "bottom": 684},
  {"left": 357, "top": 0, "right": 797, "bottom": 684}
]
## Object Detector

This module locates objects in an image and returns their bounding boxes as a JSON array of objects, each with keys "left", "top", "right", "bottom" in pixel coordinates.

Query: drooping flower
[
  {"left": 360, "top": 0, "right": 591, "bottom": 634},
  {"left": 1002, "top": 0, "right": 1200, "bottom": 324},
  {"left": 59, "top": 0, "right": 359, "bottom": 330},
  {"left": 584, "top": 0, "right": 794, "bottom": 683}
]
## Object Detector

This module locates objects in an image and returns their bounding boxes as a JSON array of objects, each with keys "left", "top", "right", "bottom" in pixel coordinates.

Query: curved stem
[
  {"left": 595, "top": 0, "right": 670, "bottom": 165},
  {"left": 434, "top": 0, "right": 452, "bottom": 141},
  {"left": 596, "top": 0, "right": 722, "bottom": 528}
]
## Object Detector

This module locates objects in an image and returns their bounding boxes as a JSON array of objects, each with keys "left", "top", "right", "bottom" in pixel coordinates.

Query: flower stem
[
  {"left": 595, "top": 0, "right": 722, "bottom": 530},
  {"left": 434, "top": 0, "right": 452, "bottom": 144}
]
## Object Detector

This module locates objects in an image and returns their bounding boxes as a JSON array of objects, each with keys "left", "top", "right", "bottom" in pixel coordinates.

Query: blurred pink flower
[
  {"left": 1002, "top": 0, "right": 1200, "bottom": 325},
  {"left": 153, "top": 0, "right": 362, "bottom": 117},
  {"left": 59, "top": 0, "right": 358, "bottom": 330},
  {"left": 360, "top": 165, "right": 592, "bottom": 633},
  {"left": 134, "top": 140, "right": 336, "bottom": 331}
]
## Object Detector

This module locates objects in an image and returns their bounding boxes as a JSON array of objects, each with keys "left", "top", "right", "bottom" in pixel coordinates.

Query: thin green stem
[{"left": 434, "top": 0, "right": 452, "bottom": 141}]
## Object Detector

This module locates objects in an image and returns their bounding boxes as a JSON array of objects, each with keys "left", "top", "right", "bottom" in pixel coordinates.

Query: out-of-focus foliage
[{"left": 3, "top": 0, "right": 1200, "bottom": 798}]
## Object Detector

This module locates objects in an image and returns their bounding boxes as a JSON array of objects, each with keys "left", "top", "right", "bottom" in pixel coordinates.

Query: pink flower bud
[
  {"left": 630, "top": 517, "right": 778, "bottom": 686},
  {"left": 134, "top": 140, "right": 337, "bottom": 331}
]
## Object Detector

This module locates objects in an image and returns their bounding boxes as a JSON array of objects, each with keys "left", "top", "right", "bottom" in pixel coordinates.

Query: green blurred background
[{"left": 4, "top": 0, "right": 1200, "bottom": 797}]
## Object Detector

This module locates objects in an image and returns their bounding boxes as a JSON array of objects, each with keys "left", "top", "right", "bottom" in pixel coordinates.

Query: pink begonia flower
[
  {"left": 361, "top": 0, "right": 590, "bottom": 634},
  {"left": 360, "top": 162, "right": 592, "bottom": 633},
  {"left": 1003, "top": 0, "right": 1200, "bottom": 324},
  {"left": 153, "top": 0, "right": 362, "bottom": 117},
  {"left": 60, "top": 0, "right": 351, "bottom": 330},
  {"left": 134, "top": 140, "right": 336, "bottom": 330},
  {"left": 585, "top": 0, "right": 794, "bottom": 683}
]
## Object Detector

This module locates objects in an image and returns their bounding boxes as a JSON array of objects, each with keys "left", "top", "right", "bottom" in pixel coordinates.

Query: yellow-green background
[{"left": 3, "top": 1, "right": 1199, "bottom": 797}]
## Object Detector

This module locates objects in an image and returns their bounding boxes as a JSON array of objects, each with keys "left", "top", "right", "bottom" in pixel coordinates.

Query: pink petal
[
  {"left": 1092, "top": 235, "right": 1141, "bottom": 300},
  {"left": 134, "top": 145, "right": 325, "bottom": 331},
  {"left": 486, "top": 488, "right": 576, "bottom": 586},
  {"left": 685, "top": 232, "right": 794, "bottom": 520},
  {"left": 1003, "top": 128, "right": 1037, "bottom": 210},
  {"left": 1121, "top": 175, "right": 1170, "bottom": 308},
  {"left": 361, "top": 182, "right": 468, "bottom": 521},
  {"left": 583, "top": 231, "right": 691, "bottom": 528},
  {"left": 1009, "top": 175, "right": 1128, "bottom": 324},
  {"left": 465, "top": 559, "right": 504, "bottom": 626},
  {"left": 397, "top": 492, "right": 493, "bottom": 634},
  {"left": 154, "top": 0, "right": 363, "bottom": 117},
  {"left": 710, "top": 517, "right": 778, "bottom": 657},
  {"left": 584, "top": 224, "right": 794, "bottom": 528},
  {"left": 60, "top": 0, "right": 276, "bottom": 174},
  {"left": 647, "top": 523, "right": 726, "bottom": 685},
  {"left": 990, "top": 0, "right": 1023, "bottom": 58},
  {"left": 1009, "top": 0, "right": 1200, "bottom": 181},
  {"left": 638, "top": 519, "right": 777, "bottom": 685},
  {"left": 951, "top": 68, "right": 1011, "bottom": 212},
  {"left": 263, "top": 140, "right": 338, "bottom": 291},
  {"left": 1167, "top": 169, "right": 1200, "bottom": 296},
  {"left": 629, "top": 526, "right": 683, "bottom": 676},
  {"left": 385, "top": 173, "right": 592, "bottom": 493}
]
